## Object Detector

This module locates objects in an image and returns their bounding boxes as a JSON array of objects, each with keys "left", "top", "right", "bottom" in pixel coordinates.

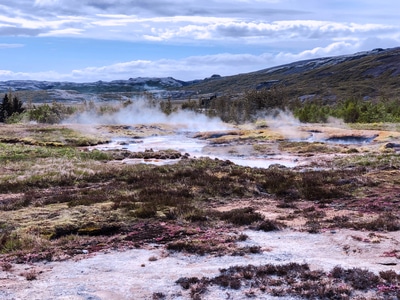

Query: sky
[{"left": 0, "top": 0, "right": 399, "bottom": 82}]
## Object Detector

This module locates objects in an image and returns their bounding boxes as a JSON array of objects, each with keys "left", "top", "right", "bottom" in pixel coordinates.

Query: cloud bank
[{"left": 0, "top": 40, "right": 392, "bottom": 82}]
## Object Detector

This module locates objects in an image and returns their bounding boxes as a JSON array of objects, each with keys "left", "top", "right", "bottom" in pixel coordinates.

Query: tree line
[
  {"left": 181, "top": 86, "right": 400, "bottom": 124},
  {"left": 2, "top": 87, "right": 400, "bottom": 124},
  {"left": 294, "top": 97, "right": 400, "bottom": 123}
]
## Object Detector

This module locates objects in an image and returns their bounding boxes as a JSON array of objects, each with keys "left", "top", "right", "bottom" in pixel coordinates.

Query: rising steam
[
  {"left": 258, "top": 110, "right": 307, "bottom": 140},
  {"left": 64, "top": 98, "right": 229, "bottom": 132}
]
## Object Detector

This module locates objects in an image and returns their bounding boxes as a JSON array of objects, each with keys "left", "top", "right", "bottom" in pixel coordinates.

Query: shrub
[
  {"left": 177, "top": 263, "right": 399, "bottom": 298},
  {"left": 345, "top": 268, "right": 380, "bottom": 290},
  {"left": 212, "top": 274, "right": 241, "bottom": 289},
  {"left": 257, "top": 219, "right": 285, "bottom": 231},
  {"left": 258, "top": 167, "right": 296, "bottom": 197},
  {"left": 24, "top": 269, "right": 38, "bottom": 281},
  {"left": 26, "top": 102, "right": 76, "bottom": 124},
  {"left": 0, "top": 231, "right": 23, "bottom": 253},
  {"left": 298, "top": 170, "right": 351, "bottom": 201},
  {"left": 353, "top": 213, "right": 400, "bottom": 231},
  {"left": 379, "top": 270, "right": 399, "bottom": 284},
  {"left": 134, "top": 203, "right": 158, "bottom": 218},
  {"left": 152, "top": 292, "right": 166, "bottom": 300},
  {"left": 219, "top": 207, "right": 264, "bottom": 225},
  {"left": 176, "top": 277, "right": 202, "bottom": 290},
  {"left": 1, "top": 262, "right": 12, "bottom": 271}
]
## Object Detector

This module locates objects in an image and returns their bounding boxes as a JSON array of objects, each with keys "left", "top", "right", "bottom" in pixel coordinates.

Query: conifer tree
[{"left": 0, "top": 92, "right": 24, "bottom": 122}]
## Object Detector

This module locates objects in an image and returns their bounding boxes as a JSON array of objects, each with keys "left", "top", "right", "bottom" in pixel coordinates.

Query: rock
[{"left": 384, "top": 142, "right": 400, "bottom": 149}]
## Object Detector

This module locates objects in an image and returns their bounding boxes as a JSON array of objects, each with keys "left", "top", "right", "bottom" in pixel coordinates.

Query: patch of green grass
[
  {"left": 0, "top": 229, "right": 50, "bottom": 255},
  {"left": 279, "top": 141, "right": 341, "bottom": 154},
  {"left": 335, "top": 153, "right": 400, "bottom": 169},
  {"left": 0, "top": 142, "right": 110, "bottom": 164},
  {"left": 0, "top": 124, "right": 109, "bottom": 147},
  {"left": 348, "top": 122, "right": 400, "bottom": 131}
]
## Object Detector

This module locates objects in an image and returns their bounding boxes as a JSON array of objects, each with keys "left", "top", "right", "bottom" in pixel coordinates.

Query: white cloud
[
  {"left": 34, "top": 0, "right": 59, "bottom": 6},
  {"left": 93, "top": 17, "right": 399, "bottom": 43},
  {"left": 93, "top": 15, "right": 234, "bottom": 26},
  {"left": 0, "top": 12, "right": 88, "bottom": 34},
  {"left": 0, "top": 41, "right": 380, "bottom": 82},
  {"left": 0, "top": 1, "right": 397, "bottom": 44},
  {"left": 275, "top": 42, "right": 358, "bottom": 62},
  {"left": 76, "top": 17, "right": 398, "bottom": 45},
  {"left": 40, "top": 28, "right": 84, "bottom": 36},
  {"left": 0, "top": 70, "right": 66, "bottom": 81},
  {"left": 0, "top": 43, "right": 24, "bottom": 48}
]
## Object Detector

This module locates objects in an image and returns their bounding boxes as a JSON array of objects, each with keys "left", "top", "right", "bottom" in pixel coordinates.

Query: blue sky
[{"left": 0, "top": 0, "right": 399, "bottom": 82}]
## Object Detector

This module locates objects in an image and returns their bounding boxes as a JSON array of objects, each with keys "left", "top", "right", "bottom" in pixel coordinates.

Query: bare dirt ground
[{"left": 1, "top": 227, "right": 398, "bottom": 300}]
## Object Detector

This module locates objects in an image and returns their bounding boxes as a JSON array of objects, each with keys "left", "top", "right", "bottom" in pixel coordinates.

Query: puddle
[
  {"left": 95, "top": 134, "right": 206, "bottom": 154},
  {"left": 93, "top": 133, "right": 300, "bottom": 168},
  {"left": 324, "top": 134, "right": 378, "bottom": 145},
  {"left": 121, "top": 158, "right": 182, "bottom": 166},
  {"left": 293, "top": 132, "right": 378, "bottom": 145}
]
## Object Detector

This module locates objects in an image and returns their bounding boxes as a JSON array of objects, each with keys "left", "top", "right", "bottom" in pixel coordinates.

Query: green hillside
[{"left": 180, "top": 47, "right": 400, "bottom": 101}]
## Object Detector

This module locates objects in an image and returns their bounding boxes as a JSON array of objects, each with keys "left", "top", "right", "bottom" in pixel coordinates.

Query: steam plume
[{"left": 64, "top": 98, "right": 229, "bottom": 132}]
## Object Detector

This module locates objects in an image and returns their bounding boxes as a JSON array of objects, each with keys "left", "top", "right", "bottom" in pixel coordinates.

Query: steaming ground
[
  {"left": 78, "top": 103, "right": 324, "bottom": 168},
  {"left": 3, "top": 106, "right": 400, "bottom": 299},
  {"left": 72, "top": 102, "right": 308, "bottom": 167},
  {"left": 92, "top": 133, "right": 302, "bottom": 168},
  {"left": 86, "top": 106, "right": 382, "bottom": 169}
]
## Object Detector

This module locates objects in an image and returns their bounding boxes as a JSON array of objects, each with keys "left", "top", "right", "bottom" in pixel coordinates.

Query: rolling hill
[
  {"left": 1, "top": 47, "right": 400, "bottom": 102},
  {"left": 181, "top": 47, "right": 400, "bottom": 102}
]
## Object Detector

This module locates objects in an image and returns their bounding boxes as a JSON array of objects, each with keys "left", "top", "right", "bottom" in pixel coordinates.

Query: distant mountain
[
  {"left": 0, "top": 77, "right": 187, "bottom": 93},
  {"left": 0, "top": 77, "right": 196, "bottom": 102},
  {"left": 2, "top": 47, "right": 400, "bottom": 102}
]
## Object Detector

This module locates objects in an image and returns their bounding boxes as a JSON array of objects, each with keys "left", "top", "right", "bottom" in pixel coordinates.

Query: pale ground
[
  {"left": 1, "top": 124, "right": 399, "bottom": 299},
  {"left": 1, "top": 228, "right": 398, "bottom": 300}
]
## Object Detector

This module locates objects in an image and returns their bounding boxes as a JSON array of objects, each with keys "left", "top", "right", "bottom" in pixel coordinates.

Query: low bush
[
  {"left": 379, "top": 270, "right": 399, "bottom": 283},
  {"left": 23, "top": 269, "right": 38, "bottom": 281},
  {"left": 152, "top": 292, "right": 166, "bottom": 300},
  {"left": 166, "top": 241, "right": 206, "bottom": 255},
  {"left": 219, "top": 207, "right": 264, "bottom": 225},
  {"left": 177, "top": 263, "right": 399, "bottom": 298},
  {"left": 352, "top": 213, "right": 400, "bottom": 231},
  {"left": 257, "top": 167, "right": 296, "bottom": 197},
  {"left": 134, "top": 203, "right": 158, "bottom": 218},
  {"left": 257, "top": 219, "right": 285, "bottom": 231},
  {"left": 339, "top": 267, "right": 380, "bottom": 290}
]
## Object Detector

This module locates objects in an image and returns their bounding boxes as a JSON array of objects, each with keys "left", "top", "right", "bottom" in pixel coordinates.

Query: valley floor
[{"left": 0, "top": 122, "right": 399, "bottom": 299}]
